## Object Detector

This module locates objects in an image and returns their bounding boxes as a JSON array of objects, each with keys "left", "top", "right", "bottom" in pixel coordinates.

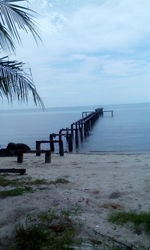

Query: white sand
[{"left": 0, "top": 152, "right": 150, "bottom": 248}]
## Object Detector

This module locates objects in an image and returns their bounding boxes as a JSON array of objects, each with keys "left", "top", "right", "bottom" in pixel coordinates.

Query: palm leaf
[
  {"left": 0, "top": 57, "right": 44, "bottom": 108},
  {"left": 0, "top": 22, "right": 14, "bottom": 51},
  {"left": 0, "top": 0, "right": 40, "bottom": 44}
]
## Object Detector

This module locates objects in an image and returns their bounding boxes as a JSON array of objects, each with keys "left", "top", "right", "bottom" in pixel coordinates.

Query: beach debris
[
  {"left": 92, "top": 189, "right": 100, "bottom": 195},
  {"left": 0, "top": 168, "right": 26, "bottom": 175},
  {"left": 101, "top": 202, "right": 123, "bottom": 209},
  {"left": 86, "top": 198, "right": 90, "bottom": 204},
  {"left": 109, "top": 191, "right": 122, "bottom": 199}
]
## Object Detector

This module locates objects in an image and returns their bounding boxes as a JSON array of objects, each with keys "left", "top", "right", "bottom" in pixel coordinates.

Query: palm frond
[
  {"left": 0, "top": 22, "right": 15, "bottom": 51},
  {"left": 0, "top": 57, "right": 44, "bottom": 108},
  {"left": 0, "top": 0, "right": 40, "bottom": 43}
]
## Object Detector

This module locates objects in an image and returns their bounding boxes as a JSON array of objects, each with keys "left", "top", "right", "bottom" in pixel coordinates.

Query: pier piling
[
  {"left": 34, "top": 107, "right": 112, "bottom": 156},
  {"left": 36, "top": 141, "right": 41, "bottom": 156}
]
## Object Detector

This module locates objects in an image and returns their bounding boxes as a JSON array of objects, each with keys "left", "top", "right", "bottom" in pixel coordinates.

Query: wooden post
[
  {"left": 75, "top": 123, "right": 79, "bottom": 148},
  {"left": 45, "top": 151, "right": 51, "bottom": 163},
  {"left": 87, "top": 120, "right": 90, "bottom": 133},
  {"left": 66, "top": 128, "right": 69, "bottom": 142},
  {"left": 79, "top": 122, "right": 83, "bottom": 141},
  {"left": 59, "top": 140, "right": 64, "bottom": 156},
  {"left": 65, "top": 128, "right": 73, "bottom": 152},
  {"left": 17, "top": 151, "right": 23, "bottom": 163},
  {"left": 68, "top": 134, "right": 73, "bottom": 152},
  {"left": 50, "top": 134, "right": 55, "bottom": 152},
  {"left": 71, "top": 123, "right": 74, "bottom": 138},
  {"left": 59, "top": 130, "right": 63, "bottom": 141},
  {"left": 36, "top": 141, "right": 41, "bottom": 156},
  {"left": 84, "top": 122, "right": 87, "bottom": 137}
]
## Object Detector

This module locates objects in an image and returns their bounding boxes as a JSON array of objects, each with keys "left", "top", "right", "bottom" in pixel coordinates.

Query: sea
[{"left": 0, "top": 103, "right": 150, "bottom": 153}]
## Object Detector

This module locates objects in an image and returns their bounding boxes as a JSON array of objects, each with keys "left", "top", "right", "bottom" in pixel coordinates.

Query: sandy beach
[{"left": 0, "top": 152, "right": 150, "bottom": 248}]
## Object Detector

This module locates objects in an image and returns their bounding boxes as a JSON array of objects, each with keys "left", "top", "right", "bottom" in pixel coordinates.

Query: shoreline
[
  {"left": 0, "top": 152, "right": 150, "bottom": 248},
  {"left": 76, "top": 150, "right": 150, "bottom": 154}
]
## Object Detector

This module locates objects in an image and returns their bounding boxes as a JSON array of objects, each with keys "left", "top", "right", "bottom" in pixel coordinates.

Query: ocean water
[{"left": 0, "top": 103, "right": 150, "bottom": 152}]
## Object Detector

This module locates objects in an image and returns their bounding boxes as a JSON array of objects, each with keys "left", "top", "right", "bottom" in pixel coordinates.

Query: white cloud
[{"left": 3, "top": 0, "right": 150, "bottom": 108}]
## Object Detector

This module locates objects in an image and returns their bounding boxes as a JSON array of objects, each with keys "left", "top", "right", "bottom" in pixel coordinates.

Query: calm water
[{"left": 0, "top": 103, "right": 150, "bottom": 152}]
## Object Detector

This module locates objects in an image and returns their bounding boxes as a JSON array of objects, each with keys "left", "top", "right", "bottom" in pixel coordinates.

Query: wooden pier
[
  {"left": 33, "top": 108, "right": 105, "bottom": 155},
  {"left": 9, "top": 107, "right": 113, "bottom": 166}
]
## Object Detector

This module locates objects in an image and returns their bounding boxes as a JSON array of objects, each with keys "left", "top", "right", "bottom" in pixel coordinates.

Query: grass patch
[
  {"left": 26, "top": 177, "right": 69, "bottom": 185},
  {"left": 0, "top": 176, "right": 49, "bottom": 187},
  {"left": 52, "top": 178, "right": 70, "bottom": 184},
  {"left": 30, "top": 179, "right": 49, "bottom": 185},
  {"left": 0, "top": 187, "right": 32, "bottom": 198},
  {"left": 0, "top": 177, "right": 69, "bottom": 187},
  {"left": 13, "top": 209, "right": 79, "bottom": 250},
  {"left": 61, "top": 206, "right": 82, "bottom": 217},
  {"left": 109, "top": 211, "right": 150, "bottom": 234},
  {"left": 1, "top": 207, "right": 149, "bottom": 250},
  {"left": 0, "top": 177, "right": 22, "bottom": 187}
]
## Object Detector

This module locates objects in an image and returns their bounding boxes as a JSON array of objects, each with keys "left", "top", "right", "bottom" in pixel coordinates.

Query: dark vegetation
[
  {"left": 109, "top": 211, "right": 150, "bottom": 234},
  {"left": 12, "top": 209, "right": 80, "bottom": 250},
  {"left": 0, "top": 187, "right": 32, "bottom": 198},
  {"left": 0, "top": 176, "right": 70, "bottom": 198}
]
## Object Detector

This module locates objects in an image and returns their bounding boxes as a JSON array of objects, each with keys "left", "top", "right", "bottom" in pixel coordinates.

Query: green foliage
[
  {"left": 0, "top": 177, "right": 20, "bottom": 186},
  {"left": 0, "top": 177, "right": 42, "bottom": 186},
  {"left": 0, "top": 187, "right": 32, "bottom": 198},
  {"left": 13, "top": 209, "right": 79, "bottom": 250},
  {"left": 0, "top": 57, "right": 44, "bottom": 107},
  {"left": 109, "top": 211, "right": 150, "bottom": 234},
  {"left": 0, "top": 176, "right": 69, "bottom": 187},
  {"left": 61, "top": 206, "right": 82, "bottom": 217},
  {"left": 30, "top": 178, "right": 49, "bottom": 185}
]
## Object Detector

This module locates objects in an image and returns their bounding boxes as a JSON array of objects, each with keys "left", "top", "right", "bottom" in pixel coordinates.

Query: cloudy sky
[{"left": 4, "top": 0, "right": 150, "bottom": 108}]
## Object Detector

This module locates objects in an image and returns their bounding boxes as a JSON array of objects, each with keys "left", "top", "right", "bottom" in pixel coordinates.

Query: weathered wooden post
[
  {"left": 84, "top": 122, "right": 87, "bottom": 137},
  {"left": 68, "top": 134, "right": 73, "bottom": 152},
  {"left": 59, "top": 140, "right": 64, "bottom": 156},
  {"left": 45, "top": 151, "right": 51, "bottom": 163},
  {"left": 91, "top": 116, "right": 94, "bottom": 127},
  {"left": 49, "top": 134, "right": 55, "bottom": 152},
  {"left": 65, "top": 128, "right": 73, "bottom": 152},
  {"left": 71, "top": 123, "right": 74, "bottom": 138},
  {"left": 17, "top": 151, "right": 23, "bottom": 163},
  {"left": 36, "top": 141, "right": 41, "bottom": 156},
  {"left": 87, "top": 120, "right": 91, "bottom": 132},
  {"left": 66, "top": 128, "right": 69, "bottom": 142},
  {"left": 79, "top": 121, "right": 83, "bottom": 141},
  {"left": 75, "top": 122, "right": 79, "bottom": 148}
]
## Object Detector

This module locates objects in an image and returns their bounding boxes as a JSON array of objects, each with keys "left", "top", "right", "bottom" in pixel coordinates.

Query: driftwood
[{"left": 0, "top": 168, "right": 26, "bottom": 175}]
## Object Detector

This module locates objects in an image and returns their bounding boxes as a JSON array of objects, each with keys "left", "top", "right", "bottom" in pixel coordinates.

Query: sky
[{"left": 3, "top": 0, "right": 150, "bottom": 109}]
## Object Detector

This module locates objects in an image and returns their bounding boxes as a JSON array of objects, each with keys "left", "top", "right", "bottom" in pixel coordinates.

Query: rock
[
  {"left": 0, "top": 148, "right": 12, "bottom": 156},
  {"left": 6, "top": 142, "right": 31, "bottom": 156}
]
